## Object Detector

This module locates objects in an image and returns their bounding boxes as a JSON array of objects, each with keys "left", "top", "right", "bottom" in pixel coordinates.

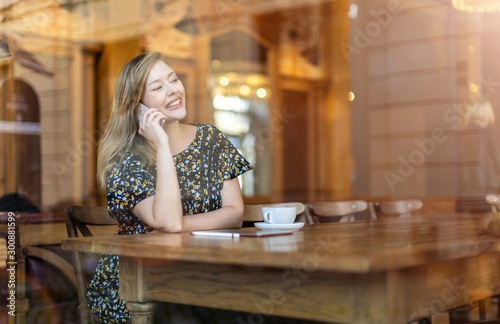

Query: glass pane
[{"left": 210, "top": 31, "right": 271, "bottom": 197}]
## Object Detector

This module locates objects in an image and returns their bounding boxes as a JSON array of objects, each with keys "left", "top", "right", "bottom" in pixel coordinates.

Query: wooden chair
[
  {"left": 64, "top": 206, "right": 118, "bottom": 324},
  {"left": 469, "top": 194, "right": 500, "bottom": 323},
  {"left": 486, "top": 194, "right": 500, "bottom": 212},
  {"left": 368, "top": 199, "right": 423, "bottom": 219},
  {"left": 243, "top": 202, "right": 305, "bottom": 224},
  {"left": 305, "top": 200, "right": 369, "bottom": 224}
]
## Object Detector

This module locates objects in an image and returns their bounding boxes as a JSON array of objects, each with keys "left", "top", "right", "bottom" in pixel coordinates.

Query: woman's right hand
[
  {"left": 138, "top": 108, "right": 168, "bottom": 148},
  {"left": 133, "top": 107, "right": 183, "bottom": 233}
]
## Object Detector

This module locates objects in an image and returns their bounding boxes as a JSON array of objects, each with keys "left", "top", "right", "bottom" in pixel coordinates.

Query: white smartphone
[{"left": 137, "top": 102, "right": 149, "bottom": 123}]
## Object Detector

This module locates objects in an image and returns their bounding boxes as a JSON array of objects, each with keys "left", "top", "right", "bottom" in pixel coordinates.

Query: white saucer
[{"left": 254, "top": 222, "right": 304, "bottom": 231}]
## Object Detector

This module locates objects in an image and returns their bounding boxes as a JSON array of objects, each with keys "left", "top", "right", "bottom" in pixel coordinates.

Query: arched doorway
[{"left": 0, "top": 78, "right": 41, "bottom": 207}]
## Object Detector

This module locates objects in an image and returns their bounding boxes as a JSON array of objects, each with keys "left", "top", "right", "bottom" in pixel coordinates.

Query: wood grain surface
[
  {"left": 62, "top": 213, "right": 500, "bottom": 323},
  {"left": 63, "top": 213, "right": 500, "bottom": 273}
]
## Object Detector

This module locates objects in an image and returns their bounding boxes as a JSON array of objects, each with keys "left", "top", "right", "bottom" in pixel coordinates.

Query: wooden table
[{"left": 62, "top": 213, "right": 500, "bottom": 324}]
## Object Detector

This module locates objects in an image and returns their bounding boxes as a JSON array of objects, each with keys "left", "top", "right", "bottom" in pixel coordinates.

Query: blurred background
[
  {"left": 5, "top": 1, "right": 500, "bottom": 323},
  {"left": 1, "top": 0, "right": 500, "bottom": 210}
]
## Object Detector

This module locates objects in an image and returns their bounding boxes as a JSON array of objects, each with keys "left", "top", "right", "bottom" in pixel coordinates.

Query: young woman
[{"left": 86, "top": 52, "right": 253, "bottom": 323}]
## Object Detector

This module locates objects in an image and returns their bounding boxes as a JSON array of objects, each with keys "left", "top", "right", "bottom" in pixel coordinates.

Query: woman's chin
[{"left": 164, "top": 109, "right": 187, "bottom": 122}]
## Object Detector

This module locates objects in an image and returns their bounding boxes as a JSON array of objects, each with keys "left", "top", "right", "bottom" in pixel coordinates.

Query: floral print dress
[{"left": 85, "top": 123, "right": 253, "bottom": 323}]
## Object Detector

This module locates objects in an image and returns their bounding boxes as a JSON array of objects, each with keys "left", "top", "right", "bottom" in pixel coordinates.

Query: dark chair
[
  {"left": 443, "top": 194, "right": 500, "bottom": 324},
  {"left": 462, "top": 194, "right": 500, "bottom": 323},
  {"left": 0, "top": 192, "right": 40, "bottom": 213},
  {"left": 64, "top": 206, "right": 118, "bottom": 324},
  {"left": 486, "top": 194, "right": 500, "bottom": 212}
]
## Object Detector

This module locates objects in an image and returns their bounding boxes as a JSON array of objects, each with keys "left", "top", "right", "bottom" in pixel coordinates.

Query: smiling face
[{"left": 141, "top": 60, "right": 186, "bottom": 122}]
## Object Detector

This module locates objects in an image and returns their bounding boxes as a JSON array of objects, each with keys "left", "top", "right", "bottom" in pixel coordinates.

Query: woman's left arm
[{"left": 171, "top": 177, "right": 244, "bottom": 232}]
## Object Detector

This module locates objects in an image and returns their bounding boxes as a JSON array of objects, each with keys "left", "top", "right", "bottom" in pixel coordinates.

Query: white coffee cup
[{"left": 261, "top": 206, "right": 297, "bottom": 224}]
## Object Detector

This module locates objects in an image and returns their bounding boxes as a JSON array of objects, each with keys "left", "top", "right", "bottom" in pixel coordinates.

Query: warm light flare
[
  {"left": 452, "top": 0, "right": 500, "bottom": 13},
  {"left": 470, "top": 83, "right": 479, "bottom": 94},
  {"left": 219, "top": 76, "right": 229, "bottom": 87},
  {"left": 239, "top": 85, "right": 251, "bottom": 96},
  {"left": 212, "top": 59, "right": 221, "bottom": 69},
  {"left": 256, "top": 88, "right": 267, "bottom": 98}
]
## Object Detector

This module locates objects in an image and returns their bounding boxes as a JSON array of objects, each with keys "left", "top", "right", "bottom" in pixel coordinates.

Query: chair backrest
[
  {"left": 64, "top": 206, "right": 117, "bottom": 324},
  {"left": 369, "top": 199, "right": 423, "bottom": 218},
  {"left": 65, "top": 205, "right": 117, "bottom": 238},
  {"left": 486, "top": 194, "right": 500, "bottom": 212},
  {"left": 306, "top": 200, "right": 368, "bottom": 224},
  {"left": 243, "top": 202, "right": 305, "bottom": 223}
]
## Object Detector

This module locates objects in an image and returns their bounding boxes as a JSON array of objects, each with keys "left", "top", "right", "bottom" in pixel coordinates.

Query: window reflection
[{"left": 210, "top": 31, "right": 271, "bottom": 197}]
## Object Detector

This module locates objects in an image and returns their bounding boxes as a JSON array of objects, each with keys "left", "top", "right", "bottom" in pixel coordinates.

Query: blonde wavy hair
[{"left": 97, "top": 52, "right": 162, "bottom": 188}]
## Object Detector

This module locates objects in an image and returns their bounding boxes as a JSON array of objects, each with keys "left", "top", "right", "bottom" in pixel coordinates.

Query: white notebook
[{"left": 190, "top": 228, "right": 294, "bottom": 238}]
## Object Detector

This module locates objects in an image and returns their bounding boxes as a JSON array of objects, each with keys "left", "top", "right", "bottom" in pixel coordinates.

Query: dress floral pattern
[{"left": 85, "top": 124, "right": 253, "bottom": 323}]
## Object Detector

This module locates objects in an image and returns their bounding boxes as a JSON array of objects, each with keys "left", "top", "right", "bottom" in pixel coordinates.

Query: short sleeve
[
  {"left": 212, "top": 127, "right": 253, "bottom": 182},
  {"left": 106, "top": 153, "right": 156, "bottom": 214}
]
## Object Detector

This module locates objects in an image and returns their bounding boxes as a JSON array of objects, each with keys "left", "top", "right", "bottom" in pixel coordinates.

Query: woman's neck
[
  {"left": 163, "top": 120, "right": 182, "bottom": 139},
  {"left": 163, "top": 121, "right": 197, "bottom": 155}
]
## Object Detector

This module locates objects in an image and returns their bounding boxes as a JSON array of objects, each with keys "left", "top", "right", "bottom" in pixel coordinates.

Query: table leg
[
  {"left": 448, "top": 309, "right": 458, "bottom": 324},
  {"left": 479, "top": 299, "right": 487, "bottom": 320},
  {"left": 126, "top": 302, "right": 158, "bottom": 324},
  {"left": 417, "top": 316, "right": 431, "bottom": 324},
  {"left": 497, "top": 295, "right": 500, "bottom": 318}
]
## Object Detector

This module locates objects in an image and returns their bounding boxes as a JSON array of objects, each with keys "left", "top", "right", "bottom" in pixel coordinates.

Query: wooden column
[
  {"left": 193, "top": 33, "right": 212, "bottom": 124},
  {"left": 81, "top": 44, "right": 102, "bottom": 206},
  {"left": 322, "top": 0, "right": 352, "bottom": 199},
  {"left": 268, "top": 46, "right": 284, "bottom": 201},
  {"left": 69, "top": 46, "right": 84, "bottom": 204}
]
